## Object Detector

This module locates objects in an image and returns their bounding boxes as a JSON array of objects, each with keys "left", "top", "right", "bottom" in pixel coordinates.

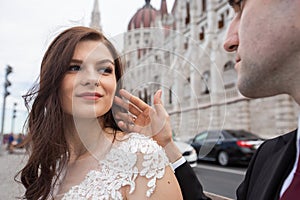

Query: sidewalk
[{"left": 0, "top": 147, "right": 26, "bottom": 200}]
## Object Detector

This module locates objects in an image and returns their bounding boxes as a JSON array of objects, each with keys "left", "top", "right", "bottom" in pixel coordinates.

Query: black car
[{"left": 190, "top": 129, "right": 264, "bottom": 166}]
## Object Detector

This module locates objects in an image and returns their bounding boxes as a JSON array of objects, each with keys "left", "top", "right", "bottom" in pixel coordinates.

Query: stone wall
[{"left": 170, "top": 94, "right": 298, "bottom": 140}]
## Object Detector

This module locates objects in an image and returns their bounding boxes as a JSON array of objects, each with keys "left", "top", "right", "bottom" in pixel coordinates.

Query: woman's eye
[
  {"left": 98, "top": 67, "right": 113, "bottom": 75},
  {"left": 68, "top": 65, "right": 81, "bottom": 71}
]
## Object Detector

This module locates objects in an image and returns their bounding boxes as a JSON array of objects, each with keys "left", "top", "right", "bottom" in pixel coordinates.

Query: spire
[
  {"left": 160, "top": 0, "right": 168, "bottom": 16},
  {"left": 90, "top": 0, "right": 102, "bottom": 31},
  {"left": 145, "top": 0, "right": 152, "bottom": 8}
]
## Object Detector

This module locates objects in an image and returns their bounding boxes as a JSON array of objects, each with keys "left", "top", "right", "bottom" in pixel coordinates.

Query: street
[
  {"left": 194, "top": 162, "right": 247, "bottom": 199},
  {"left": 0, "top": 148, "right": 26, "bottom": 200}
]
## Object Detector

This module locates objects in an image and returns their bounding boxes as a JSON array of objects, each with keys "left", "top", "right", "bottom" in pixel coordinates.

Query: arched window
[
  {"left": 224, "top": 61, "right": 235, "bottom": 71},
  {"left": 218, "top": 14, "right": 224, "bottom": 29},
  {"left": 144, "top": 88, "right": 148, "bottom": 104},
  {"left": 169, "top": 87, "right": 172, "bottom": 104},
  {"left": 184, "top": 77, "right": 191, "bottom": 99},
  {"left": 202, "top": 71, "right": 210, "bottom": 94},
  {"left": 199, "top": 27, "right": 205, "bottom": 40},
  {"left": 202, "top": 0, "right": 206, "bottom": 12},
  {"left": 185, "top": 2, "right": 190, "bottom": 25},
  {"left": 184, "top": 38, "right": 189, "bottom": 49},
  {"left": 223, "top": 61, "right": 237, "bottom": 89}
]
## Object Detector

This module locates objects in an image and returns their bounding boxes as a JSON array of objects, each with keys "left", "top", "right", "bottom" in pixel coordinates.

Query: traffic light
[
  {"left": 5, "top": 65, "right": 12, "bottom": 97},
  {"left": 13, "top": 103, "right": 17, "bottom": 119},
  {"left": 1, "top": 65, "right": 13, "bottom": 148}
]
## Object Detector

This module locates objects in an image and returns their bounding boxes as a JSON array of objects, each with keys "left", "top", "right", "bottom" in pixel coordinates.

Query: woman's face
[{"left": 60, "top": 40, "right": 117, "bottom": 119}]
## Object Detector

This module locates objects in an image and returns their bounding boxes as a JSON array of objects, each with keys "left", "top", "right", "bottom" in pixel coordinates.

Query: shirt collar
[{"left": 297, "top": 113, "right": 300, "bottom": 144}]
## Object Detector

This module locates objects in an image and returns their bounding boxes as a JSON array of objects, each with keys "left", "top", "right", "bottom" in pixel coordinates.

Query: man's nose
[
  {"left": 224, "top": 34, "right": 239, "bottom": 52},
  {"left": 223, "top": 20, "right": 240, "bottom": 52}
]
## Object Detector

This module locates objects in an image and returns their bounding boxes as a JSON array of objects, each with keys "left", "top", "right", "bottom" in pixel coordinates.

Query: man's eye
[
  {"left": 229, "top": 0, "right": 244, "bottom": 12},
  {"left": 68, "top": 65, "right": 81, "bottom": 71},
  {"left": 229, "top": 0, "right": 242, "bottom": 6}
]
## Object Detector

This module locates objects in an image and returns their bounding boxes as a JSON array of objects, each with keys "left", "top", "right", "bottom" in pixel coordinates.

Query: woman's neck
[{"left": 64, "top": 116, "right": 120, "bottom": 163}]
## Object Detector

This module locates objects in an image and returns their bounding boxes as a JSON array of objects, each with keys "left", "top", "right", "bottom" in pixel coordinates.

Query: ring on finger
[{"left": 132, "top": 116, "right": 137, "bottom": 122}]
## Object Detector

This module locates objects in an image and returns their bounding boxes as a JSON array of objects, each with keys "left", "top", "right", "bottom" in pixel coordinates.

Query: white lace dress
[{"left": 54, "top": 133, "right": 170, "bottom": 200}]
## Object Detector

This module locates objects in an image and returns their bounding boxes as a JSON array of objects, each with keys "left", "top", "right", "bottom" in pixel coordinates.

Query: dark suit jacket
[
  {"left": 175, "top": 161, "right": 211, "bottom": 200},
  {"left": 237, "top": 129, "right": 298, "bottom": 200}
]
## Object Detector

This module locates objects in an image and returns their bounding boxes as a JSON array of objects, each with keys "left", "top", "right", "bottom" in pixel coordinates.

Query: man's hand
[{"left": 114, "top": 89, "right": 173, "bottom": 147}]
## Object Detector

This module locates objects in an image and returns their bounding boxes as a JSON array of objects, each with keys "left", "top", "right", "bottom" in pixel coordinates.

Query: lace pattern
[{"left": 60, "top": 133, "right": 169, "bottom": 200}]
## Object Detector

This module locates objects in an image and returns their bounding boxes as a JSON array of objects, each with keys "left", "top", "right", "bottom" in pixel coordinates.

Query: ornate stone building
[{"left": 119, "top": 0, "right": 299, "bottom": 140}]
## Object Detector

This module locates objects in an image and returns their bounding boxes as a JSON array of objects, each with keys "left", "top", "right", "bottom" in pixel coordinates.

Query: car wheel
[{"left": 218, "top": 151, "right": 229, "bottom": 166}]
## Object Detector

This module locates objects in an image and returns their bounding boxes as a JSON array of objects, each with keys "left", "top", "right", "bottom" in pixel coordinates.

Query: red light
[{"left": 237, "top": 140, "right": 253, "bottom": 148}]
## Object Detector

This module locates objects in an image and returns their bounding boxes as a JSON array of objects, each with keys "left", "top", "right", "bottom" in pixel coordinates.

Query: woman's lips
[{"left": 76, "top": 92, "right": 103, "bottom": 100}]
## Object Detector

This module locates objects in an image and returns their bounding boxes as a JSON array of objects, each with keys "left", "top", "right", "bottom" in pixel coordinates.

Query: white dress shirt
[
  {"left": 171, "top": 156, "right": 187, "bottom": 171},
  {"left": 280, "top": 113, "right": 300, "bottom": 197}
]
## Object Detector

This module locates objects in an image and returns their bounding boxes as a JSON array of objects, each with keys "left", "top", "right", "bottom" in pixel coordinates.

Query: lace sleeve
[{"left": 118, "top": 133, "right": 170, "bottom": 197}]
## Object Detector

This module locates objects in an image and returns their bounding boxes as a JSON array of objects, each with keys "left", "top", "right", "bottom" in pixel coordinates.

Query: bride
[{"left": 18, "top": 26, "right": 182, "bottom": 200}]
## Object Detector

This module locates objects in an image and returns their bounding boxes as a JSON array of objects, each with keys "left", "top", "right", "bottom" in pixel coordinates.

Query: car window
[
  {"left": 195, "top": 132, "right": 208, "bottom": 143},
  {"left": 222, "top": 131, "right": 234, "bottom": 139},
  {"left": 195, "top": 131, "right": 223, "bottom": 143},
  {"left": 226, "top": 130, "right": 259, "bottom": 139},
  {"left": 206, "top": 131, "right": 223, "bottom": 142}
]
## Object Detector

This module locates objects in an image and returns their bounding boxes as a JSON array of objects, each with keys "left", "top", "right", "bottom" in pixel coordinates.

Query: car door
[
  {"left": 191, "top": 132, "right": 208, "bottom": 156},
  {"left": 205, "top": 131, "right": 225, "bottom": 159},
  {"left": 199, "top": 131, "right": 224, "bottom": 160},
  {"left": 192, "top": 131, "right": 223, "bottom": 161}
]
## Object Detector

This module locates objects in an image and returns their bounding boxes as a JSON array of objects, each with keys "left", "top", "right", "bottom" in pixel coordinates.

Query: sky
[{"left": 0, "top": 0, "right": 175, "bottom": 134}]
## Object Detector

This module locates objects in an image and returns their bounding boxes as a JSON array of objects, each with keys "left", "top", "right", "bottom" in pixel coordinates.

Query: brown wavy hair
[{"left": 18, "top": 26, "right": 123, "bottom": 200}]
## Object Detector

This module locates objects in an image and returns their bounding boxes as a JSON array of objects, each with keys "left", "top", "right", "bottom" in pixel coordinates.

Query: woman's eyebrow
[
  {"left": 70, "top": 59, "right": 83, "bottom": 64},
  {"left": 70, "top": 59, "right": 114, "bottom": 65},
  {"left": 96, "top": 59, "right": 114, "bottom": 66}
]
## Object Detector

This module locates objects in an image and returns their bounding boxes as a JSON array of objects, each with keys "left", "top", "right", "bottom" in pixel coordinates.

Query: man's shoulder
[
  {"left": 256, "top": 129, "right": 297, "bottom": 157},
  {"left": 263, "top": 129, "right": 297, "bottom": 145}
]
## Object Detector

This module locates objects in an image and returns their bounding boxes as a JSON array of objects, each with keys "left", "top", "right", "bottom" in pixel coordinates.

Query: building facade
[{"left": 119, "top": 0, "right": 299, "bottom": 140}]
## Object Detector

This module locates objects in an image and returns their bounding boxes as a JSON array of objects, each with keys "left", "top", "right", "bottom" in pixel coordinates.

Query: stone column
[
  {"left": 276, "top": 95, "right": 297, "bottom": 135},
  {"left": 189, "top": 0, "right": 202, "bottom": 107},
  {"left": 237, "top": 100, "right": 251, "bottom": 131}
]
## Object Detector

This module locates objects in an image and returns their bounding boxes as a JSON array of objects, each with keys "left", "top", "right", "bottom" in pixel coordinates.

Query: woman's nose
[{"left": 80, "top": 70, "right": 101, "bottom": 87}]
